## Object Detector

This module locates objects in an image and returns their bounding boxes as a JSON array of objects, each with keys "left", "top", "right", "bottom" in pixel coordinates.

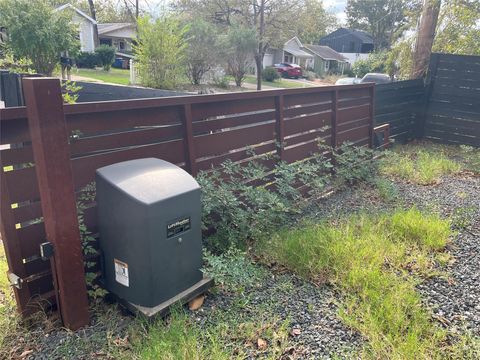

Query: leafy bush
[
  {"left": 185, "top": 19, "right": 218, "bottom": 85},
  {"left": 333, "top": 142, "right": 377, "bottom": 185},
  {"left": 352, "top": 52, "right": 388, "bottom": 78},
  {"left": 303, "top": 70, "right": 317, "bottom": 81},
  {"left": 77, "top": 182, "right": 107, "bottom": 299},
  {"left": 202, "top": 248, "right": 266, "bottom": 293},
  {"left": 75, "top": 52, "right": 98, "bottom": 69},
  {"left": 198, "top": 149, "right": 333, "bottom": 252},
  {"left": 262, "top": 66, "right": 280, "bottom": 82},
  {"left": 94, "top": 45, "right": 116, "bottom": 71},
  {"left": 211, "top": 74, "right": 229, "bottom": 89},
  {"left": 134, "top": 16, "right": 187, "bottom": 89}
]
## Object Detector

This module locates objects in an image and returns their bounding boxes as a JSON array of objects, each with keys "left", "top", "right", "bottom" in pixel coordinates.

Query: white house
[{"left": 55, "top": 4, "right": 135, "bottom": 56}]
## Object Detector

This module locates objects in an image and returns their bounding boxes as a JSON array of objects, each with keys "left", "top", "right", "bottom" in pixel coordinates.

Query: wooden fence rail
[{"left": 0, "top": 78, "right": 375, "bottom": 329}]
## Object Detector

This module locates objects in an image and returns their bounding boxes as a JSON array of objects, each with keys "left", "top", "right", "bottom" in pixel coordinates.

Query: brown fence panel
[{"left": 0, "top": 81, "right": 374, "bottom": 327}]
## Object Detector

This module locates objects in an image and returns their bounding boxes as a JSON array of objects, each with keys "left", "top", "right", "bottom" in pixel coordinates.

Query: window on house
[
  {"left": 325, "top": 60, "right": 330, "bottom": 71},
  {"left": 119, "top": 41, "right": 125, "bottom": 50},
  {"left": 284, "top": 52, "right": 294, "bottom": 63}
]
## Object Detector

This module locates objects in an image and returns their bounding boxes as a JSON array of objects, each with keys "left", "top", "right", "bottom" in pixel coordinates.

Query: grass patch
[
  {"left": 260, "top": 208, "right": 456, "bottom": 359},
  {"left": 73, "top": 67, "right": 130, "bottom": 85},
  {"left": 128, "top": 307, "right": 290, "bottom": 360},
  {"left": 243, "top": 75, "right": 314, "bottom": 89},
  {"left": 380, "top": 145, "right": 461, "bottom": 185}
]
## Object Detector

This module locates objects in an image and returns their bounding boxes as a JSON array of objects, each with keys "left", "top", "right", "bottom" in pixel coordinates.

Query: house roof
[
  {"left": 55, "top": 4, "right": 96, "bottom": 24},
  {"left": 347, "top": 29, "right": 373, "bottom": 43},
  {"left": 304, "top": 45, "right": 347, "bottom": 62},
  {"left": 284, "top": 37, "right": 314, "bottom": 58},
  {"left": 284, "top": 47, "right": 314, "bottom": 58},
  {"left": 98, "top": 23, "right": 135, "bottom": 35},
  {"left": 323, "top": 28, "right": 373, "bottom": 44}
]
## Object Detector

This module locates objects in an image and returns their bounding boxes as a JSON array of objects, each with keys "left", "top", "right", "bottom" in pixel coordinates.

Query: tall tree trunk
[
  {"left": 411, "top": 0, "right": 441, "bottom": 79},
  {"left": 88, "top": 0, "right": 99, "bottom": 48},
  {"left": 256, "top": 0, "right": 265, "bottom": 91}
]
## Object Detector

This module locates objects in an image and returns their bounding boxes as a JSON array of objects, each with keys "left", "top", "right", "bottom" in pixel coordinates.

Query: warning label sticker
[{"left": 114, "top": 259, "right": 129, "bottom": 287}]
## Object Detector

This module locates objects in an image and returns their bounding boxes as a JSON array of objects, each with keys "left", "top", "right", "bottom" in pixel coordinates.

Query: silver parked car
[
  {"left": 335, "top": 77, "right": 361, "bottom": 85},
  {"left": 360, "top": 73, "right": 392, "bottom": 84}
]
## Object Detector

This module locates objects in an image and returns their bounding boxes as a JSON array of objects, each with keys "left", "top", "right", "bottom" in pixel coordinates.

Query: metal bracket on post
[
  {"left": 40, "top": 242, "right": 54, "bottom": 261},
  {"left": 8, "top": 272, "right": 23, "bottom": 289}
]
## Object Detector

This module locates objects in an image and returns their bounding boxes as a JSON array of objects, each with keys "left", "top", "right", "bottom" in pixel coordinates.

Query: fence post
[
  {"left": 369, "top": 85, "right": 375, "bottom": 148},
  {"left": 420, "top": 53, "right": 440, "bottom": 139},
  {"left": 275, "top": 95, "right": 285, "bottom": 160},
  {"left": 331, "top": 90, "right": 338, "bottom": 148},
  {"left": 22, "top": 78, "right": 89, "bottom": 330},
  {"left": 182, "top": 104, "right": 197, "bottom": 176}
]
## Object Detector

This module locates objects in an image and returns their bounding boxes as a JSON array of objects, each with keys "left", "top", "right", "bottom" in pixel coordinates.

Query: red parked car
[{"left": 273, "top": 63, "right": 302, "bottom": 79}]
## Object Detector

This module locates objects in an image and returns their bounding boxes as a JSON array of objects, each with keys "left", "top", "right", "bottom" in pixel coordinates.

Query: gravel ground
[
  {"left": 397, "top": 174, "right": 480, "bottom": 336},
  {"left": 20, "top": 172, "right": 480, "bottom": 359},
  {"left": 194, "top": 275, "right": 363, "bottom": 359}
]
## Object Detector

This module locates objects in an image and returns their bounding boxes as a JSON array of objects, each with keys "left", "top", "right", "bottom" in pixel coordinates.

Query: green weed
[
  {"left": 261, "top": 208, "right": 455, "bottom": 359},
  {"left": 129, "top": 308, "right": 290, "bottom": 360},
  {"left": 381, "top": 147, "right": 461, "bottom": 185}
]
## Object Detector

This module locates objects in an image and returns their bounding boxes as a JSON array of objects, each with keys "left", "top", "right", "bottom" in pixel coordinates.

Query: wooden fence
[
  {"left": 0, "top": 78, "right": 375, "bottom": 329},
  {"left": 375, "top": 79, "right": 426, "bottom": 143},
  {"left": 425, "top": 53, "right": 480, "bottom": 146}
]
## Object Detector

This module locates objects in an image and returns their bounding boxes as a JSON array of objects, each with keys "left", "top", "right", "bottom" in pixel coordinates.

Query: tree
[
  {"left": 0, "top": 0, "right": 79, "bottom": 75},
  {"left": 433, "top": 0, "right": 480, "bottom": 55},
  {"left": 411, "top": 0, "right": 441, "bottom": 78},
  {"left": 185, "top": 19, "right": 219, "bottom": 85},
  {"left": 221, "top": 26, "right": 257, "bottom": 87},
  {"left": 173, "top": 0, "right": 300, "bottom": 90},
  {"left": 295, "top": 0, "right": 337, "bottom": 44},
  {"left": 346, "top": 0, "right": 419, "bottom": 50},
  {"left": 134, "top": 16, "right": 187, "bottom": 89},
  {"left": 87, "top": 0, "right": 100, "bottom": 47}
]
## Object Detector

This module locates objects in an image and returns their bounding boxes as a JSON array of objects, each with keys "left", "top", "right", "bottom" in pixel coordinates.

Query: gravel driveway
[{"left": 23, "top": 172, "right": 480, "bottom": 359}]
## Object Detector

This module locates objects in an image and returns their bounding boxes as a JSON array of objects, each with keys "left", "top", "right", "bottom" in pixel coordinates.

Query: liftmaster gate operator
[{"left": 96, "top": 158, "right": 210, "bottom": 315}]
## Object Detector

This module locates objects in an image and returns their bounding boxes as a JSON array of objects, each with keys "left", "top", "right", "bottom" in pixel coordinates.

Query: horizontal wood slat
[{"left": 1, "top": 82, "right": 376, "bottom": 321}]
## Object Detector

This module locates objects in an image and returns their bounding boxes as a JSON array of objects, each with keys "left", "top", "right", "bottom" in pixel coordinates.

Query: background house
[
  {"left": 98, "top": 23, "right": 136, "bottom": 56},
  {"left": 319, "top": 28, "right": 374, "bottom": 66},
  {"left": 262, "top": 37, "right": 346, "bottom": 77},
  {"left": 56, "top": 4, "right": 135, "bottom": 57},
  {"left": 303, "top": 45, "right": 347, "bottom": 76},
  {"left": 55, "top": 4, "right": 96, "bottom": 53}
]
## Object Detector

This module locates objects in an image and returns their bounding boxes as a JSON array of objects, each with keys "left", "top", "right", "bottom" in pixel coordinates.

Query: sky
[{"left": 324, "top": 0, "right": 348, "bottom": 24}]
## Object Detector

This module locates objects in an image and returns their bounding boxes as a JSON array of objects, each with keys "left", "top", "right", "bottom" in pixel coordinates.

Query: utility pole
[
  {"left": 255, "top": 0, "right": 265, "bottom": 91},
  {"left": 411, "top": 0, "right": 441, "bottom": 79},
  {"left": 136, "top": 0, "right": 139, "bottom": 19},
  {"left": 88, "top": 0, "right": 99, "bottom": 48}
]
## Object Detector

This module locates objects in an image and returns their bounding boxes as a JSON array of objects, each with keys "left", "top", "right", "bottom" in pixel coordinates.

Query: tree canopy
[
  {"left": 0, "top": 0, "right": 79, "bottom": 75},
  {"left": 433, "top": 0, "right": 480, "bottom": 55},
  {"left": 346, "top": 0, "right": 420, "bottom": 50}
]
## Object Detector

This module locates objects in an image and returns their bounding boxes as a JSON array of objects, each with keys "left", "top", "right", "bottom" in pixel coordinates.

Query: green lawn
[
  {"left": 73, "top": 67, "right": 130, "bottom": 85},
  {"left": 243, "top": 75, "right": 314, "bottom": 89}
]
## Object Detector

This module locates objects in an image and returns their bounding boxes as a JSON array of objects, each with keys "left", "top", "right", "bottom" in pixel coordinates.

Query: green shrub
[
  {"left": 197, "top": 149, "right": 333, "bottom": 252},
  {"left": 333, "top": 142, "right": 377, "bottom": 185},
  {"left": 211, "top": 74, "right": 229, "bottom": 89},
  {"left": 303, "top": 70, "right": 317, "bottom": 81},
  {"left": 134, "top": 16, "right": 187, "bottom": 89},
  {"left": 94, "top": 45, "right": 116, "bottom": 71},
  {"left": 262, "top": 66, "right": 280, "bottom": 82},
  {"left": 202, "top": 248, "right": 266, "bottom": 293},
  {"left": 75, "top": 52, "right": 98, "bottom": 69}
]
